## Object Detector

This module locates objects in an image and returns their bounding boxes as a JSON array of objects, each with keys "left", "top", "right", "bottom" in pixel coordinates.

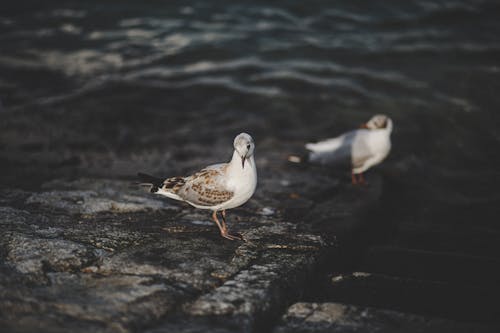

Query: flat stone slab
[
  {"left": 0, "top": 179, "right": 327, "bottom": 333},
  {"left": 274, "top": 302, "right": 499, "bottom": 333},
  {"left": 26, "top": 178, "right": 178, "bottom": 214},
  {"left": 0, "top": 152, "right": 382, "bottom": 333}
]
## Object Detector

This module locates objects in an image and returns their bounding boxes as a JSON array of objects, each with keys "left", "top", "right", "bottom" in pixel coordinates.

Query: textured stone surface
[
  {"left": 0, "top": 177, "right": 334, "bottom": 333},
  {"left": 26, "top": 179, "right": 177, "bottom": 214},
  {"left": 0, "top": 271, "right": 181, "bottom": 333},
  {"left": 1, "top": 161, "right": 496, "bottom": 333}
]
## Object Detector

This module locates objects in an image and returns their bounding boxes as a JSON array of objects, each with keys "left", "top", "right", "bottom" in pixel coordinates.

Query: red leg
[
  {"left": 221, "top": 210, "right": 227, "bottom": 230},
  {"left": 212, "top": 211, "right": 240, "bottom": 241},
  {"left": 221, "top": 210, "right": 243, "bottom": 240},
  {"left": 212, "top": 211, "right": 225, "bottom": 234},
  {"left": 351, "top": 171, "right": 358, "bottom": 185},
  {"left": 358, "top": 173, "right": 366, "bottom": 185}
]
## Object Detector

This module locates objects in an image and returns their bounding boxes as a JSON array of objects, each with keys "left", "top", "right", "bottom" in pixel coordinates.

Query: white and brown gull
[
  {"left": 290, "top": 114, "right": 393, "bottom": 184},
  {"left": 139, "top": 133, "right": 257, "bottom": 240}
]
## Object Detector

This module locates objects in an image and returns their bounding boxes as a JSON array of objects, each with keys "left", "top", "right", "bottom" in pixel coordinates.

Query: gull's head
[
  {"left": 361, "top": 114, "right": 392, "bottom": 131},
  {"left": 233, "top": 132, "right": 255, "bottom": 168}
]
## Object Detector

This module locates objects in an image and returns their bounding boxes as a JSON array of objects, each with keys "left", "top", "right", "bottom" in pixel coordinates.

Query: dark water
[{"left": 2, "top": 0, "right": 500, "bottom": 287}]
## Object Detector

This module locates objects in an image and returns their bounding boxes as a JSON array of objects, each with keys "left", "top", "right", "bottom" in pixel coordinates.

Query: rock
[
  {"left": 0, "top": 272, "right": 183, "bottom": 333},
  {"left": 186, "top": 225, "right": 323, "bottom": 321},
  {"left": 5, "top": 234, "right": 96, "bottom": 275},
  {"left": 0, "top": 179, "right": 329, "bottom": 333},
  {"left": 274, "top": 302, "right": 498, "bottom": 333},
  {"left": 26, "top": 179, "right": 178, "bottom": 214},
  {"left": 137, "top": 224, "right": 324, "bottom": 332}
]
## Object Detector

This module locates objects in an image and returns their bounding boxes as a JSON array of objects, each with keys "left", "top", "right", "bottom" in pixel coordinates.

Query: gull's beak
[
  {"left": 360, "top": 123, "right": 369, "bottom": 129},
  {"left": 241, "top": 156, "right": 246, "bottom": 169}
]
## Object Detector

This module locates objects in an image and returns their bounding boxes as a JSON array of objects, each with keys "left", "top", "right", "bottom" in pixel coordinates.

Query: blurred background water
[{"left": 1, "top": 0, "right": 500, "bottom": 267}]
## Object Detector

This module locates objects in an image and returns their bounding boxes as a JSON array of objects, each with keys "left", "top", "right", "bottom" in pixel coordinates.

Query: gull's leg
[
  {"left": 212, "top": 211, "right": 239, "bottom": 241},
  {"left": 221, "top": 210, "right": 243, "bottom": 240},
  {"left": 358, "top": 173, "right": 366, "bottom": 185},
  {"left": 220, "top": 210, "right": 228, "bottom": 231},
  {"left": 211, "top": 210, "right": 225, "bottom": 233},
  {"left": 351, "top": 171, "right": 358, "bottom": 185}
]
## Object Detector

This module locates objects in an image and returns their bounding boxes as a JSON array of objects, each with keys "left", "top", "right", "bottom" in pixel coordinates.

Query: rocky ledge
[
  {"left": 1, "top": 169, "right": 498, "bottom": 332},
  {"left": 0, "top": 175, "right": 336, "bottom": 333}
]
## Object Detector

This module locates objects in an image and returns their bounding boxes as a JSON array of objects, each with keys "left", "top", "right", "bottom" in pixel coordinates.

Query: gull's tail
[{"left": 138, "top": 172, "right": 164, "bottom": 193}]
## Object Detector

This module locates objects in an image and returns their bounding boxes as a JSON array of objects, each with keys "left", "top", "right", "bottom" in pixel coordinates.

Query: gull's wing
[
  {"left": 305, "top": 129, "right": 378, "bottom": 169},
  {"left": 305, "top": 134, "right": 349, "bottom": 153},
  {"left": 165, "top": 164, "right": 233, "bottom": 207},
  {"left": 306, "top": 130, "right": 357, "bottom": 165}
]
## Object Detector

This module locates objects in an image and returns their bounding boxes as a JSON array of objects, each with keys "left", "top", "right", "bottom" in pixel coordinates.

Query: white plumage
[
  {"left": 139, "top": 133, "right": 257, "bottom": 240},
  {"left": 305, "top": 114, "right": 393, "bottom": 184}
]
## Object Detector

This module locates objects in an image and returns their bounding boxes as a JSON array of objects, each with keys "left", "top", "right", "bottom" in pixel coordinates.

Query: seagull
[
  {"left": 138, "top": 133, "right": 257, "bottom": 240},
  {"left": 300, "top": 114, "right": 393, "bottom": 184}
]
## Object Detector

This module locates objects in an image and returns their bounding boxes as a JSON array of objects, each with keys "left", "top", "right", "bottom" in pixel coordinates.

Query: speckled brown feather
[
  {"left": 163, "top": 177, "right": 186, "bottom": 192},
  {"left": 162, "top": 165, "right": 233, "bottom": 207}
]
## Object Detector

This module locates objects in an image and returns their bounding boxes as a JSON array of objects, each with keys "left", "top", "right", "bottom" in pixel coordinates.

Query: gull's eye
[{"left": 246, "top": 144, "right": 251, "bottom": 149}]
